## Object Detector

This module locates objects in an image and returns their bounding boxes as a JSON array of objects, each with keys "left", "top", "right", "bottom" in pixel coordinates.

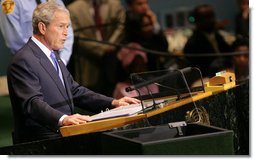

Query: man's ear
[{"left": 38, "top": 22, "right": 47, "bottom": 35}]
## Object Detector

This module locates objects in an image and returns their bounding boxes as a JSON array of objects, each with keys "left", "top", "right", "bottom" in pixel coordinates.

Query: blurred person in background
[
  {"left": 125, "top": 0, "right": 160, "bottom": 33},
  {"left": 67, "top": 0, "right": 125, "bottom": 96},
  {"left": 124, "top": 0, "right": 169, "bottom": 71},
  {"left": 124, "top": 12, "right": 169, "bottom": 71},
  {"left": 0, "top": 0, "right": 73, "bottom": 65},
  {"left": 231, "top": 37, "right": 249, "bottom": 83},
  {"left": 183, "top": 4, "right": 232, "bottom": 78},
  {"left": 113, "top": 43, "right": 150, "bottom": 99},
  {"left": 235, "top": 0, "right": 249, "bottom": 38},
  {"left": 113, "top": 9, "right": 168, "bottom": 98}
]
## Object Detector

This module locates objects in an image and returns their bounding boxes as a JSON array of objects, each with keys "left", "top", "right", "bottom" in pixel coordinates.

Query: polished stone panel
[{"left": 124, "top": 80, "right": 249, "bottom": 155}]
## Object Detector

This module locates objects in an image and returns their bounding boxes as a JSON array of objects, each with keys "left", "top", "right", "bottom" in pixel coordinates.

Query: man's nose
[{"left": 63, "top": 27, "right": 68, "bottom": 36}]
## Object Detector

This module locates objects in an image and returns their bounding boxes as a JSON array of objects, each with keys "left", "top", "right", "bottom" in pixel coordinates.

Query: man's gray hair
[{"left": 32, "top": 1, "right": 70, "bottom": 34}]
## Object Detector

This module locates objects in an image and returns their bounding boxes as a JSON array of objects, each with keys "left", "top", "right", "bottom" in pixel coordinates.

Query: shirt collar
[{"left": 31, "top": 36, "right": 53, "bottom": 58}]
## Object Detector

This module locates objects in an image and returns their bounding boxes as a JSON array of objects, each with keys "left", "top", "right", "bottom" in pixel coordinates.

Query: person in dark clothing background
[
  {"left": 124, "top": 12, "right": 169, "bottom": 71},
  {"left": 183, "top": 4, "right": 232, "bottom": 78},
  {"left": 235, "top": 0, "right": 249, "bottom": 38},
  {"left": 113, "top": 0, "right": 169, "bottom": 98},
  {"left": 124, "top": 0, "right": 169, "bottom": 72},
  {"left": 231, "top": 37, "right": 249, "bottom": 82}
]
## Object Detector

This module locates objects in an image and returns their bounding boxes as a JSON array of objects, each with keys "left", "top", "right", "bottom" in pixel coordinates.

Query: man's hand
[
  {"left": 146, "top": 9, "right": 157, "bottom": 26},
  {"left": 62, "top": 114, "right": 92, "bottom": 126},
  {"left": 112, "top": 96, "right": 140, "bottom": 107}
]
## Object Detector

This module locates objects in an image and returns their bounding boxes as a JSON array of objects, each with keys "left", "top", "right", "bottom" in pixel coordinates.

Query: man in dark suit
[
  {"left": 183, "top": 4, "right": 232, "bottom": 78},
  {"left": 7, "top": 1, "right": 140, "bottom": 144}
]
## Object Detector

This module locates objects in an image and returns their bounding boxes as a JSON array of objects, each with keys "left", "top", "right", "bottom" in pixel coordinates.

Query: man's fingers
[
  {"left": 119, "top": 101, "right": 129, "bottom": 106},
  {"left": 123, "top": 97, "right": 140, "bottom": 104},
  {"left": 76, "top": 115, "right": 92, "bottom": 122},
  {"left": 63, "top": 114, "right": 91, "bottom": 126}
]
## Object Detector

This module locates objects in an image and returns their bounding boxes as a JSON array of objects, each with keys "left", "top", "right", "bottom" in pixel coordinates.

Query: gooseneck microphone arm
[
  {"left": 153, "top": 82, "right": 181, "bottom": 100},
  {"left": 131, "top": 74, "right": 157, "bottom": 109},
  {"left": 134, "top": 86, "right": 151, "bottom": 127}
]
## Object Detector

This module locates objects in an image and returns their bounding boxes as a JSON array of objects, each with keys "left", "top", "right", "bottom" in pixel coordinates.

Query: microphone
[
  {"left": 153, "top": 82, "right": 181, "bottom": 100},
  {"left": 129, "top": 74, "right": 152, "bottom": 126},
  {"left": 177, "top": 68, "right": 203, "bottom": 123},
  {"left": 130, "top": 74, "right": 157, "bottom": 109},
  {"left": 125, "top": 67, "right": 192, "bottom": 92}
]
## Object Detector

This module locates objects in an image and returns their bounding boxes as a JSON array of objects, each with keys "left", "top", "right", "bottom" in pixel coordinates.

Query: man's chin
[{"left": 54, "top": 45, "right": 64, "bottom": 51}]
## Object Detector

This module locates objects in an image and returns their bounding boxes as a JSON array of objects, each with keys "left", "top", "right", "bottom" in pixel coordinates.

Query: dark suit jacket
[
  {"left": 183, "top": 30, "right": 232, "bottom": 77},
  {"left": 7, "top": 39, "right": 114, "bottom": 144}
]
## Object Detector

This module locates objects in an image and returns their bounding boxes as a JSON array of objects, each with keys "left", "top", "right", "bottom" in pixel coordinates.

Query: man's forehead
[{"left": 52, "top": 10, "right": 70, "bottom": 21}]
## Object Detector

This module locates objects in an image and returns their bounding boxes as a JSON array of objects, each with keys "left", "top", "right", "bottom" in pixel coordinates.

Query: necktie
[
  {"left": 50, "top": 51, "right": 65, "bottom": 87},
  {"left": 93, "top": 1, "right": 103, "bottom": 38},
  {"left": 50, "top": 52, "right": 59, "bottom": 74}
]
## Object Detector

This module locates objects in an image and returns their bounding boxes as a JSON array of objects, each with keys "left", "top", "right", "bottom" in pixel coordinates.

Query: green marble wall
[{"left": 126, "top": 80, "right": 249, "bottom": 155}]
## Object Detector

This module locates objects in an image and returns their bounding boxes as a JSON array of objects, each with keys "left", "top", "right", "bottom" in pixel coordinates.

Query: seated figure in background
[
  {"left": 113, "top": 43, "right": 159, "bottom": 99},
  {"left": 183, "top": 4, "right": 232, "bottom": 78},
  {"left": 235, "top": 0, "right": 249, "bottom": 38},
  {"left": 231, "top": 37, "right": 249, "bottom": 83},
  {"left": 124, "top": 0, "right": 169, "bottom": 71},
  {"left": 67, "top": 0, "right": 125, "bottom": 96}
]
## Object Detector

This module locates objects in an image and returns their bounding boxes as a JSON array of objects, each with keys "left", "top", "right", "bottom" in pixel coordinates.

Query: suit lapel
[
  {"left": 40, "top": 56, "right": 70, "bottom": 100},
  {"left": 42, "top": 53, "right": 75, "bottom": 114},
  {"left": 28, "top": 39, "right": 69, "bottom": 100},
  {"left": 55, "top": 52, "right": 75, "bottom": 113},
  {"left": 28, "top": 38, "right": 74, "bottom": 113}
]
